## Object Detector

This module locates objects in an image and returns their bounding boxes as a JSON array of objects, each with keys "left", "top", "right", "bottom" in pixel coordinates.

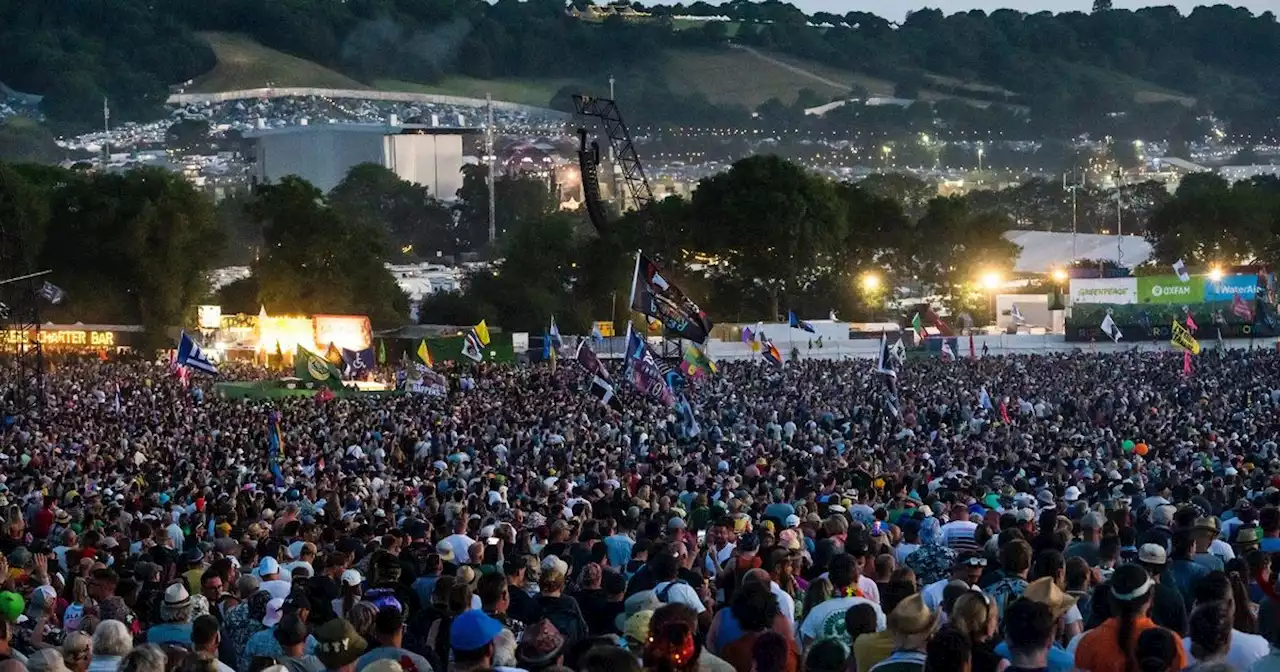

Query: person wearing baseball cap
[
  {"left": 1136, "top": 544, "right": 1189, "bottom": 636},
  {"left": 313, "top": 618, "right": 368, "bottom": 671},
  {"left": 450, "top": 610, "right": 504, "bottom": 672}
]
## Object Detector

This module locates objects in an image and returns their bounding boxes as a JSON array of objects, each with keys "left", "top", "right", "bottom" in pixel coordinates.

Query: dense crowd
[{"left": 3, "top": 348, "right": 1280, "bottom": 672}]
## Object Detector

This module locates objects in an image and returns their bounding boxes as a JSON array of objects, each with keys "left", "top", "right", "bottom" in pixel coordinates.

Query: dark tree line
[{"left": 4, "top": 0, "right": 1279, "bottom": 136}]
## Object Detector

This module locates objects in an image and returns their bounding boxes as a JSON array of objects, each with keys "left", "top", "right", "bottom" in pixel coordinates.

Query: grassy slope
[
  {"left": 187, "top": 32, "right": 368, "bottom": 93},
  {"left": 188, "top": 31, "right": 1194, "bottom": 110}
]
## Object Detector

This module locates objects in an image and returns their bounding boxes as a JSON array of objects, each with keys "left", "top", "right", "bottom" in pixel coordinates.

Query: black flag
[{"left": 629, "top": 252, "right": 713, "bottom": 343}]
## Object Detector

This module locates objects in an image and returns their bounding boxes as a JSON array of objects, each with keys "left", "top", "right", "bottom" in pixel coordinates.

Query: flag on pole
[
  {"left": 591, "top": 323, "right": 604, "bottom": 340},
  {"left": 1170, "top": 319, "right": 1201, "bottom": 355},
  {"left": 341, "top": 347, "right": 375, "bottom": 376},
  {"left": 1184, "top": 308, "right": 1199, "bottom": 333},
  {"left": 474, "top": 320, "right": 491, "bottom": 346},
  {"left": 911, "top": 313, "right": 924, "bottom": 340},
  {"left": 588, "top": 375, "right": 623, "bottom": 411},
  {"left": 294, "top": 346, "right": 344, "bottom": 390},
  {"left": 414, "top": 339, "right": 434, "bottom": 368},
  {"left": 628, "top": 251, "right": 713, "bottom": 343},
  {"left": 679, "top": 343, "right": 717, "bottom": 379},
  {"left": 968, "top": 332, "right": 976, "bottom": 358},
  {"left": 762, "top": 339, "right": 783, "bottom": 366},
  {"left": 1100, "top": 313, "right": 1122, "bottom": 342},
  {"left": 788, "top": 311, "right": 816, "bottom": 333},
  {"left": 549, "top": 316, "right": 562, "bottom": 348},
  {"left": 876, "top": 333, "right": 898, "bottom": 378},
  {"left": 1232, "top": 293, "right": 1255, "bottom": 321},
  {"left": 1183, "top": 350, "right": 1193, "bottom": 376},
  {"left": 623, "top": 324, "right": 674, "bottom": 405},
  {"left": 941, "top": 341, "right": 956, "bottom": 361},
  {"left": 575, "top": 340, "right": 609, "bottom": 378},
  {"left": 461, "top": 331, "right": 484, "bottom": 362},
  {"left": 1173, "top": 259, "right": 1190, "bottom": 282},
  {"left": 325, "top": 342, "right": 345, "bottom": 368},
  {"left": 741, "top": 327, "right": 753, "bottom": 344},
  {"left": 1011, "top": 305, "right": 1025, "bottom": 324},
  {"left": 267, "top": 411, "right": 285, "bottom": 488},
  {"left": 829, "top": 309, "right": 838, "bottom": 321},
  {"left": 38, "top": 282, "right": 65, "bottom": 305},
  {"left": 377, "top": 339, "right": 387, "bottom": 365},
  {"left": 176, "top": 332, "right": 218, "bottom": 374},
  {"left": 979, "top": 386, "right": 992, "bottom": 410}
]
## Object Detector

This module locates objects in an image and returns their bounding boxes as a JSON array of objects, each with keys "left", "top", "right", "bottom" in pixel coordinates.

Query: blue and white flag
[
  {"left": 788, "top": 311, "right": 816, "bottom": 333},
  {"left": 176, "top": 332, "right": 218, "bottom": 374},
  {"left": 1011, "top": 305, "right": 1025, "bottom": 324},
  {"left": 549, "top": 315, "right": 563, "bottom": 348},
  {"left": 341, "top": 347, "right": 375, "bottom": 376},
  {"left": 979, "top": 386, "right": 993, "bottom": 410},
  {"left": 38, "top": 281, "right": 65, "bottom": 305}
]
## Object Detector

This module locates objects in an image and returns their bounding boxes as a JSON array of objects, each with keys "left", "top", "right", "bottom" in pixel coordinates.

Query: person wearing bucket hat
[
  {"left": 314, "top": 618, "right": 368, "bottom": 671},
  {"left": 865, "top": 594, "right": 937, "bottom": 672},
  {"left": 146, "top": 583, "right": 195, "bottom": 646},
  {"left": 515, "top": 619, "right": 565, "bottom": 671}
]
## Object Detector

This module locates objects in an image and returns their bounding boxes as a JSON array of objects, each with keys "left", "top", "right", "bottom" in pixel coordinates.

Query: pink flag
[
  {"left": 1185, "top": 311, "right": 1198, "bottom": 333},
  {"left": 1232, "top": 293, "right": 1255, "bottom": 321},
  {"left": 1183, "top": 350, "right": 1192, "bottom": 376}
]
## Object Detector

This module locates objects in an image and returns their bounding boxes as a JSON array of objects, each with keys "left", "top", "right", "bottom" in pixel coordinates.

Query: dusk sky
[{"left": 762, "top": 1, "right": 1273, "bottom": 19}]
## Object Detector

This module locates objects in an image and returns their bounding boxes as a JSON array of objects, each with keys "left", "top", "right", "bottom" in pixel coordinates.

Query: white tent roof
[{"left": 1004, "top": 230, "right": 1151, "bottom": 274}]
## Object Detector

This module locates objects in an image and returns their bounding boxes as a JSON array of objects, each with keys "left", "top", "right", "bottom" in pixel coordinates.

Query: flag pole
[{"left": 627, "top": 250, "right": 642, "bottom": 312}]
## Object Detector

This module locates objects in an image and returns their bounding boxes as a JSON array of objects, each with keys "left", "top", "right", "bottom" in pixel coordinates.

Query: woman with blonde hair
[
  {"left": 60, "top": 632, "right": 92, "bottom": 672},
  {"left": 800, "top": 578, "right": 834, "bottom": 625},
  {"left": 948, "top": 592, "right": 1005, "bottom": 672},
  {"left": 535, "top": 565, "right": 589, "bottom": 649}
]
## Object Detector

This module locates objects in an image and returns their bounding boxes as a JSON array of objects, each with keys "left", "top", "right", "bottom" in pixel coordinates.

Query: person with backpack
[{"left": 652, "top": 550, "right": 711, "bottom": 630}]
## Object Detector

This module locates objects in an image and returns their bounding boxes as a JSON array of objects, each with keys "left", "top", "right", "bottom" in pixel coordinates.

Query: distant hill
[{"left": 188, "top": 33, "right": 368, "bottom": 93}]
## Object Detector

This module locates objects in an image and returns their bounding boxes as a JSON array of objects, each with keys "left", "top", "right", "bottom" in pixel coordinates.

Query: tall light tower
[{"left": 485, "top": 93, "right": 496, "bottom": 244}]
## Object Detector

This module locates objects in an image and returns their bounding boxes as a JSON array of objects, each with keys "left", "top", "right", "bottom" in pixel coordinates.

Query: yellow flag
[
  {"left": 474, "top": 320, "right": 491, "bottom": 346},
  {"left": 1170, "top": 320, "right": 1201, "bottom": 355},
  {"left": 416, "top": 339, "right": 434, "bottom": 368}
]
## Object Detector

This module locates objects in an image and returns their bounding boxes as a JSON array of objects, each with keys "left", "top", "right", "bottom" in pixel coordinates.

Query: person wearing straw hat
[
  {"left": 867, "top": 594, "right": 938, "bottom": 672},
  {"left": 993, "top": 577, "right": 1078, "bottom": 672},
  {"left": 145, "top": 583, "right": 194, "bottom": 647}
]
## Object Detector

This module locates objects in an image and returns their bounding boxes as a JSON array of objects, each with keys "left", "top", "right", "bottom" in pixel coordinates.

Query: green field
[{"left": 188, "top": 32, "right": 370, "bottom": 92}]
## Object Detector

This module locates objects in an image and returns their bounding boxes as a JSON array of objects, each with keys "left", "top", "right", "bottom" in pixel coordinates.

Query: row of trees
[
  {"left": 1144, "top": 173, "right": 1280, "bottom": 267},
  {"left": 420, "top": 155, "right": 1022, "bottom": 332}
]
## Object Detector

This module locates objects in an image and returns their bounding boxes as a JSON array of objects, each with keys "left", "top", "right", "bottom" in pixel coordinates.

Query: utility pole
[
  {"left": 1064, "top": 168, "right": 1084, "bottom": 263},
  {"left": 1114, "top": 168, "right": 1124, "bottom": 267},
  {"left": 102, "top": 96, "right": 111, "bottom": 162},
  {"left": 607, "top": 74, "right": 616, "bottom": 163},
  {"left": 485, "top": 93, "right": 496, "bottom": 245}
]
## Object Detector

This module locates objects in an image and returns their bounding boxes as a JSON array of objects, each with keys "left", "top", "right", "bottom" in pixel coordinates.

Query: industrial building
[{"left": 248, "top": 123, "right": 481, "bottom": 198}]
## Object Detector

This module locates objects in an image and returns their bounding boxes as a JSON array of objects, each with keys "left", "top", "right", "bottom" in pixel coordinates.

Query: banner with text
[
  {"left": 1204, "top": 274, "right": 1259, "bottom": 302},
  {"left": 1137, "top": 275, "right": 1204, "bottom": 304},
  {"left": 1069, "top": 278, "right": 1138, "bottom": 305}
]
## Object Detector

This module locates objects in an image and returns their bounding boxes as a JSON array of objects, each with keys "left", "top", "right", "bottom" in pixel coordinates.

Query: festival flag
[
  {"left": 176, "top": 332, "right": 218, "bottom": 375},
  {"left": 548, "top": 316, "right": 562, "bottom": 348},
  {"left": 876, "top": 332, "right": 898, "bottom": 379},
  {"left": 474, "top": 320, "right": 491, "bottom": 347},
  {"left": 624, "top": 325, "right": 675, "bottom": 405},
  {"left": 1184, "top": 308, "right": 1199, "bottom": 333},
  {"left": 575, "top": 340, "right": 609, "bottom": 378},
  {"left": 941, "top": 341, "right": 956, "bottom": 362},
  {"left": 591, "top": 323, "right": 604, "bottom": 340},
  {"left": 1011, "top": 305, "right": 1026, "bottom": 324},
  {"left": 377, "top": 339, "right": 387, "bottom": 365},
  {"left": 588, "top": 376, "right": 623, "bottom": 411},
  {"left": 461, "top": 331, "right": 484, "bottom": 362},
  {"left": 325, "top": 342, "right": 345, "bottom": 368},
  {"left": 1173, "top": 259, "right": 1190, "bottom": 282},
  {"left": 341, "top": 347, "right": 375, "bottom": 377},
  {"left": 788, "top": 311, "right": 816, "bottom": 333},
  {"left": 999, "top": 398, "right": 1012, "bottom": 425},
  {"left": 295, "top": 345, "right": 344, "bottom": 390},
  {"left": 911, "top": 313, "right": 924, "bottom": 340},
  {"left": 829, "top": 309, "right": 838, "bottom": 321},
  {"left": 629, "top": 251, "right": 713, "bottom": 343},
  {"left": 1183, "top": 350, "right": 1193, "bottom": 376},
  {"left": 1100, "top": 313, "right": 1122, "bottom": 342},
  {"left": 1232, "top": 293, "right": 1255, "bottom": 321},
  {"left": 679, "top": 343, "right": 718, "bottom": 379},
  {"left": 1170, "top": 319, "right": 1201, "bottom": 355},
  {"left": 762, "top": 339, "right": 783, "bottom": 366},
  {"left": 979, "top": 386, "right": 993, "bottom": 410},
  {"left": 414, "top": 339, "right": 434, "bottom": 368},
  {"left": 741, "top": 326, "right": 753, "bottom": 344},
  {"left": 267, "top": 411, "right": 285, "bottom": 488},
  {"left": 38, "top": 281, "right": 65, "bottom": 305}
]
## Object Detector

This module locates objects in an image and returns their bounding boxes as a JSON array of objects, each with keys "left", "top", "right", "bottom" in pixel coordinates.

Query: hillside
[{"left": 187, "top": 33, "right": 368, "bottom": 93}]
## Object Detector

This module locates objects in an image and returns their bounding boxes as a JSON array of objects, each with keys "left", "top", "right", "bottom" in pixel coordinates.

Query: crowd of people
[{"left": 2, "top": 348, "right": 1280, "bottom": 672}]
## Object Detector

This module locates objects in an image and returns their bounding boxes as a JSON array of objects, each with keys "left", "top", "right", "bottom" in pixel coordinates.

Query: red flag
[
  {"left": 1183, "top": 350, "right": 1192, "bottom": 376},
  {"left": 1232, "top": 293, "right": 1255, "bottom": 321},
  {"left": 1185, "top": 311, "right": 1198, "bottom": 333},
  {"left": 968, "top": 333, "right": 976, "bottom": 359},
  {"left": 999, "top": 399, "right": 1012, "bottom": 425}
]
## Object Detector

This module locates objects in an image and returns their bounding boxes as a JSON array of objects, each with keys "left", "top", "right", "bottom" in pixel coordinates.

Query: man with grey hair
[
  {"left": 119, "top": 644, "right": 166, "bottom": 672},
  {"left": 1065, "top": 511, "right": 1104, "bottom": 566},
  {"left": 89, "top": 620, "right": 132, "bottom": 672}
]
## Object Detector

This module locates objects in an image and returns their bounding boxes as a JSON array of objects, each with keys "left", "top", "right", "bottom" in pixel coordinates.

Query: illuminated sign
[
  {"left": 0, "top": 330, "right": 116, "bottom": 347},
  {"left": 197, "top": 305, "right": 223, "bottom": 330}
]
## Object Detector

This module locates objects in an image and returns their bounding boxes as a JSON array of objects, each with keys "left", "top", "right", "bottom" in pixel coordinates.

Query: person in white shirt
[
  {"left": 1182, "top": 570, "right": 1269, "bottom": 671},
  {"left": 257, "top": 557, "right": 293, "bottom": 600},
  {"left": 799, "top": 554, "right": 885, "bottom": 644},
  {"left": 441, "top": 517, "right": 477, "bottom": 564},
  {"left": 762, "top": 549, "right": 798, "bottom": 627},
  {"left": 651, "top": 552, "right": 707, "bottom": 618}
]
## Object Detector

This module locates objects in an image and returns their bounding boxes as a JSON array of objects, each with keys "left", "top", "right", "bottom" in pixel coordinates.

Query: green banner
[{"left": 1137, "top": 275, "right": 1204, "bottom": 304}]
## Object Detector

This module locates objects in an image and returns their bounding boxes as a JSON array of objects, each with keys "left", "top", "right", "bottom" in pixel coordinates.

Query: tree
[
  {"left": 329, "top": 163, "right": 456, "bottom": 260},
  {"left": 856, "top": 173, "right": 936, "bottom": 222},
  {"left": 906, "top": 196, "right": 1019, "bottom": 312},
  {"left": 250, "top": 176, "right": 407, "bottom": 326},
  {"left": 691, "top": 155, "right": 847, "bottom": 319},
  {"left": 454, "top": 165, "right": 556, "bottom": 252},
  {"left": 1092, "top": 0, "right": 1112, "bottom": 12}
]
